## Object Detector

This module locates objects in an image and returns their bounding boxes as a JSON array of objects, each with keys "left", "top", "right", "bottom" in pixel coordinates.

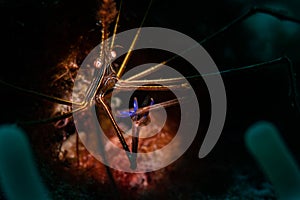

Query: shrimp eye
[
  {"left": 94, "top": 58, "right": 102, "bottom": 68},
  {"left": 111, "top": 50, "right": 117, "bottom": 58}
]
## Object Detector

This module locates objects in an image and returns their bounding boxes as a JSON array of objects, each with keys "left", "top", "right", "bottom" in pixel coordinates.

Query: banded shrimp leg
[{"left": 114, "top": 5, "right": 300, "bottom": 114}]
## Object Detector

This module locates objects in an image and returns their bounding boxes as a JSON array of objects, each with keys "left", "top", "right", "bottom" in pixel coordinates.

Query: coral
[
  {"left": 0, "top": 125, "right": 50, "bottom": 200},
  {"left": 245, "top": 121, "right": 300, "bottom": 200}
]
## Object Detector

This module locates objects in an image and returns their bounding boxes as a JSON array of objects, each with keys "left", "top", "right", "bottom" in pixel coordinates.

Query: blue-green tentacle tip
[
  {"left": 245, "top": 121, "right": 300, "bottom": 200},
  {"left": 0, "top": 124, "right": 50, "bottom": 200}
]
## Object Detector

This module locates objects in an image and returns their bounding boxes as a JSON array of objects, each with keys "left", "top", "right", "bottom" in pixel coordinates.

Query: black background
[{"left": 0, "top": 0, "right": 300, "bottom": 199}]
